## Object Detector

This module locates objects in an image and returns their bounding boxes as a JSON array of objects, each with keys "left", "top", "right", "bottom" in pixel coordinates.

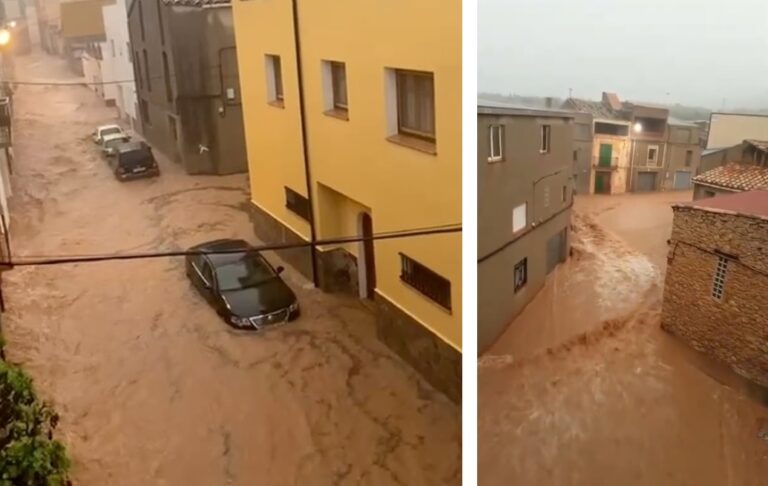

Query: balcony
[{"left": 592, "top": 155, "right": 619, "bottom": 170}]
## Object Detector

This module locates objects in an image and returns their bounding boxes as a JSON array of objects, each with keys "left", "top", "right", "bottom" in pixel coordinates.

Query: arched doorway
[{"left": 357, "top": 212, "right": 376, "bottom": 299}]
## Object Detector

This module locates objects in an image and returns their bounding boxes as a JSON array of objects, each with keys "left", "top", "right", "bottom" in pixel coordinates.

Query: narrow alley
[
  {"left": 2, "top": 52, "right": 460, "bottom": 485},
  {"left": 479, "top": 192, "right": 768, "bottom": 486}
]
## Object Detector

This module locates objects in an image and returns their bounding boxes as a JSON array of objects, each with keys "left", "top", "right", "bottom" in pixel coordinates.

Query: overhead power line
[{"left": 4, "top": 223, "right": 462, "bottom": 268}]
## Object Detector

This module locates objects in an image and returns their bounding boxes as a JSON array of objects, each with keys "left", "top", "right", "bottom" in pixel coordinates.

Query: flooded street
[
  {"left": 480, "top": 192, "right": 768, "bottom": 485},
  {"left": 2, "top": 52, "right": 460, "bottom": 485}
]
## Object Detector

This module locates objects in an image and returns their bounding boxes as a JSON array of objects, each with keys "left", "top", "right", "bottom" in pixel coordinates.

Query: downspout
[{"left": 290, "top": 0, "right": 319, "bottom": 287}]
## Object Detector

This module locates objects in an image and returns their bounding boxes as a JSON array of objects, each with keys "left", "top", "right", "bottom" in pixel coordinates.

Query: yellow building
[{"left": 232, "top": 0, "right": 461, "bottom": 400}]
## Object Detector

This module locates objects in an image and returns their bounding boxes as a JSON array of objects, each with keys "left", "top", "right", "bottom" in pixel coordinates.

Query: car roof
[
  {"left": 116, "top": 141, "right": 149, "bottom": 153},
  {"left": 98, "top": 124, "right": 122, "bottom": 131},
  {"left": 103, "top": 133, "right": 129, "bottom": 142},
  {"left": 191, "top": 239, "right": 259, "bottom": 266}
]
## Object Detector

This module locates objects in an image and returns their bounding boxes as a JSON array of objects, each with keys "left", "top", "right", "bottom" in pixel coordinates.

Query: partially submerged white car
[
  {"left": 92, "top": 124, "right": 129, "bottom": 145},
  {"left": 101, "top": 133, "right": 131, "bottom": 157}
]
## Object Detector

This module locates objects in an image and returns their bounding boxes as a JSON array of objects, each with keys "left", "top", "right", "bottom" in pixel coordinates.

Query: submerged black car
[
  {"left": 185, "top": 239, "right": 300, "bottom": 330},
  {"left": 110, "top": 141, "right": 160, "bottom": 181}
]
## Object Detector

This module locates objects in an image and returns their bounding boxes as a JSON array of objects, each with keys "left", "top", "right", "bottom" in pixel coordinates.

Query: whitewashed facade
[{"left": 101, "top": 0, "right": 137, "bottom": 128}]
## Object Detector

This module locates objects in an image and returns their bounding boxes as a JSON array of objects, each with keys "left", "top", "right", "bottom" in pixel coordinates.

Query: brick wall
[{"left": 661, "top": 208, "right": 768, "bottom": 386}]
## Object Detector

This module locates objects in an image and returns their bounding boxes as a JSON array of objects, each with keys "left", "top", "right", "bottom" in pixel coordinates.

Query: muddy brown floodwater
[
  {"left": 2, "top": 52, "right": 460, "bottom": 485},
  {"left": 480, "top": 192, "right": 768, "bottom": 486}
]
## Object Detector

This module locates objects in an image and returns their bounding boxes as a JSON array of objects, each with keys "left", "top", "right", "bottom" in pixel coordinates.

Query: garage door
[
  {"left": 546, "top": 228, "right": 567, "bottom": 275},
  {"left": 636, "top": 172, "right": 657, "bottom": 192},
  {"left": 674, "top": 170, "right": 692, "bottom": 190}
]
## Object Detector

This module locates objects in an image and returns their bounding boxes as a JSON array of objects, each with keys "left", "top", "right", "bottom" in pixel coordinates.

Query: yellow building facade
[{"left": 232, "top": 0, "right": 461, "bottom": 399}]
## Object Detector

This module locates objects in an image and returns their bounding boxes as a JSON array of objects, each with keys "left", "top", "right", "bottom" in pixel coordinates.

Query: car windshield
[
  {"left": 101, "top": 127, "right": 121, "bottom": 138},
  {"left": 215, "top": 255, "right": 276, "bottom": 291}
]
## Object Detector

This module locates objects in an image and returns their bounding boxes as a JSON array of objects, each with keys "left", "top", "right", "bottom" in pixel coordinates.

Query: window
[
  {"left": 168, "top": 115, "right": 177, "bottom": 141},
  {"left": 331, "top": 61, "right": 347, "bottom": 110},
  {"left": 573, "top": 149, "right": 578, "bottom": 162},
  {"left": 143, "top": 49, "right": 151, "bottom": 91},
  {"left": 488, "top": 125, "right": 504, "bottom": 162},
  {"left": 705, "top": 190, "right": 716, "bottom": 198},
  {"left": 562, "top": 185, "right": 567, "bottom": 202},
  {"left": 711, "top": 256, "right": 728, "bottom": 300},
  {"left": 399, "top": 254, "right": 451, "bottom": 311},
  {"left": 512, "top": 203, "right": 527, "bottom": 233},
  {"left": 162, "top": 52, "right": 172, "bottom": 102},
  {"left": 396, "top": 70, "right": 435, "bottom": 141},
  {"left": 514, "top": 258, "right": 527, "bottom": 292},
  {"left": 685, "top": 150, "right": 693, "bottom": 167},
  {"left": 138, "top": 0, "right": 145, "bottom": 41},
  {"left": 285, "top": 187, "right": 310, "bottom": 221},
  {"left": 134, "top": 53, "right": 142, "bottom": 89},
  {"left": 540, "top": 125, "right": 551, "bottom": 153},
  {"left": 647, "top": 145, "right": 659, "bottom": 165},
  {"left": 139, "top": 98, "right": 150, "bottom": 124},
  {"left": 265, "top": 55, "right": 284, "bottom": 106},
  {"left": 156, "top": 0, "right": 165, "bottom": 45}
]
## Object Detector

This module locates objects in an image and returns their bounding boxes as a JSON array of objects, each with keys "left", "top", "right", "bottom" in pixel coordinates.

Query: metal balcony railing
[{"left": 592, "top": 155, "right": 619, "bottom": 169}]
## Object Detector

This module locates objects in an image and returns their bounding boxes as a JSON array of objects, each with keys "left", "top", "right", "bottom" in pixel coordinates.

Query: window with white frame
[
  {"left": 512, "top": 202, "right": 527, "bottom": 233},
  {"left": 540, "top": 125, "right": 551, "bottom": 153},
  {"left": 647, "top": 145, "right": 659, "bottom": 166},
  {"left": 711, "top": 256, "right": 729, "bottom": 300},
  {"left": 514, "top": 258, "right": 527, "bottom": 293},
  {"left": 489, "top": 125, "right": 504, "bottom": 162}
]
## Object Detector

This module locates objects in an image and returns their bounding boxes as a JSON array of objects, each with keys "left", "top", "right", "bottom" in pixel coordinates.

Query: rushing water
[{"left": 2, "top": 52, "right": 460, "bottom": 486}]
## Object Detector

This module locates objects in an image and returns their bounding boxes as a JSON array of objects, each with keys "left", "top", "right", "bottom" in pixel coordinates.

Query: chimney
[
  {"left": 545, "top": 97, "right": 553, "bottom": 109},
  {"left": 602, "top": 92, "right": 622, "bottom": 111}
]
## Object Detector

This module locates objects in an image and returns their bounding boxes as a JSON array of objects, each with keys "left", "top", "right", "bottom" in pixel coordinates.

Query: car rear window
[
  {"left": 119, "top": 148, "right": 152, "bottom": 167},
  {"left": 215, "top": 255, "right": 276, "bottom": 291},
  {"left": 105, "top": 138, "right": 128, "bottom": 149},
  {"left": 102, "top": 127, "right": 121, "bottom": 137}
]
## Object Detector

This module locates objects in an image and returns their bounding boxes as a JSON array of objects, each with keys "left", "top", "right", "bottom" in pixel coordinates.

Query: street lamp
[
  {"left": 0, "top": 30, "right": 10, "bottom": 47},
  {"left": 7, "top": 21, "right": 15, "bottom": 29},
  {"left": 633, "top": 122, "right": 643, "bottom": 133}
]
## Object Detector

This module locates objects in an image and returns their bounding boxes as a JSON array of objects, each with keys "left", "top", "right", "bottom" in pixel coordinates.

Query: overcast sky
[{"left": 479, "top": 0, "right": 768, "bottom": 109}]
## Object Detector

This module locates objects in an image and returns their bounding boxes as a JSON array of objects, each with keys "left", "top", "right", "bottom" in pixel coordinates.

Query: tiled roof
[
  {"left": 677, "top": 190, "right": 768, "bottom": 220},
  {"left": 693, "top": 163, "right": 768, "bottom": 192},
  {"left": 745, "top": 139, "right": 768, "bottom": 153},
  {"left": 563, "top": 98, "right": 621, "bottom": 120}
]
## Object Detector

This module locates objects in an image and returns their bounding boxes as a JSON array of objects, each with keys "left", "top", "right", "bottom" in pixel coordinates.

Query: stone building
[
  {"left": 701, "top": 139, "right": 768, "bottom": 174},
  {"left": 692, "top": 163, "right": 768, "bottom": 200},
  {"left": 661, "top": 190, "right": 768, "bottom": 387}
]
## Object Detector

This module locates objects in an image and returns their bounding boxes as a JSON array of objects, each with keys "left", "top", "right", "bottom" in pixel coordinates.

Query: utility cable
[{"left": 3, "top": 223, "right": 462, "bottom": 268}]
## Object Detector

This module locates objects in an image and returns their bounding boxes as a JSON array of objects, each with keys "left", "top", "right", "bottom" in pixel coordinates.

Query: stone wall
[
  {"left": 248, "top": 202, "right": 314, "bottom": 282},
  {"left": 661, "top": 208, "right": 768, "bottom": 387},
  {"left": 375, "top": 294, "right": 461, "bottom": 403},
  {"left": 316, "top": 247, "right": 359, "bottom": 295}
]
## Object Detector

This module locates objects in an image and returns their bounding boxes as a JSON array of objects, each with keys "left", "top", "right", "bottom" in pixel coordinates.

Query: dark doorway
[
  {"left": 358, "top": 212, "right": 376, "bottom": 299},
  {"left": 594, "top": 171, "right": 611, "bottom": 194}
]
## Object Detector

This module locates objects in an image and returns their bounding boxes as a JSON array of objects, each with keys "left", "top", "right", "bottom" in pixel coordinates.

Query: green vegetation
[{"left": 0, "top": 360, "right": 69, "bottom": 485}]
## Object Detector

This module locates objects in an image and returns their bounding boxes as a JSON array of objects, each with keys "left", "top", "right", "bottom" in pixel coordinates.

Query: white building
[{"left": 101, "top": 0, "right": 137, "bottom": 128}]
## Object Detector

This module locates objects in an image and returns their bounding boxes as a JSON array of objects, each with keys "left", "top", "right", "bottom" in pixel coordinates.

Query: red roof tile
[{"left": 692, "top": 163, "right": 768, "bottom": 192}]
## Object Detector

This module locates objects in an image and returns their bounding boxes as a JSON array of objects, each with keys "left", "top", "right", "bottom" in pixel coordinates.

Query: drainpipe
[{"left": 290, "top": 0, "right": 319, "bottom": 287}]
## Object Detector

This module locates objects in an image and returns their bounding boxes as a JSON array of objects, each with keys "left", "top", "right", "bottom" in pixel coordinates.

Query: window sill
[
  {"left": 323, "top": 108, "right": 349, "bottom": 121},
  {"left": 268, "top": 99, "right": 285, "bottom": 109},
  {"left": 487, "top": 156, "right": 505, "bottom": 164},
  {"left": 386, "top": 134, "right": 437, "bottom": 155}
]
